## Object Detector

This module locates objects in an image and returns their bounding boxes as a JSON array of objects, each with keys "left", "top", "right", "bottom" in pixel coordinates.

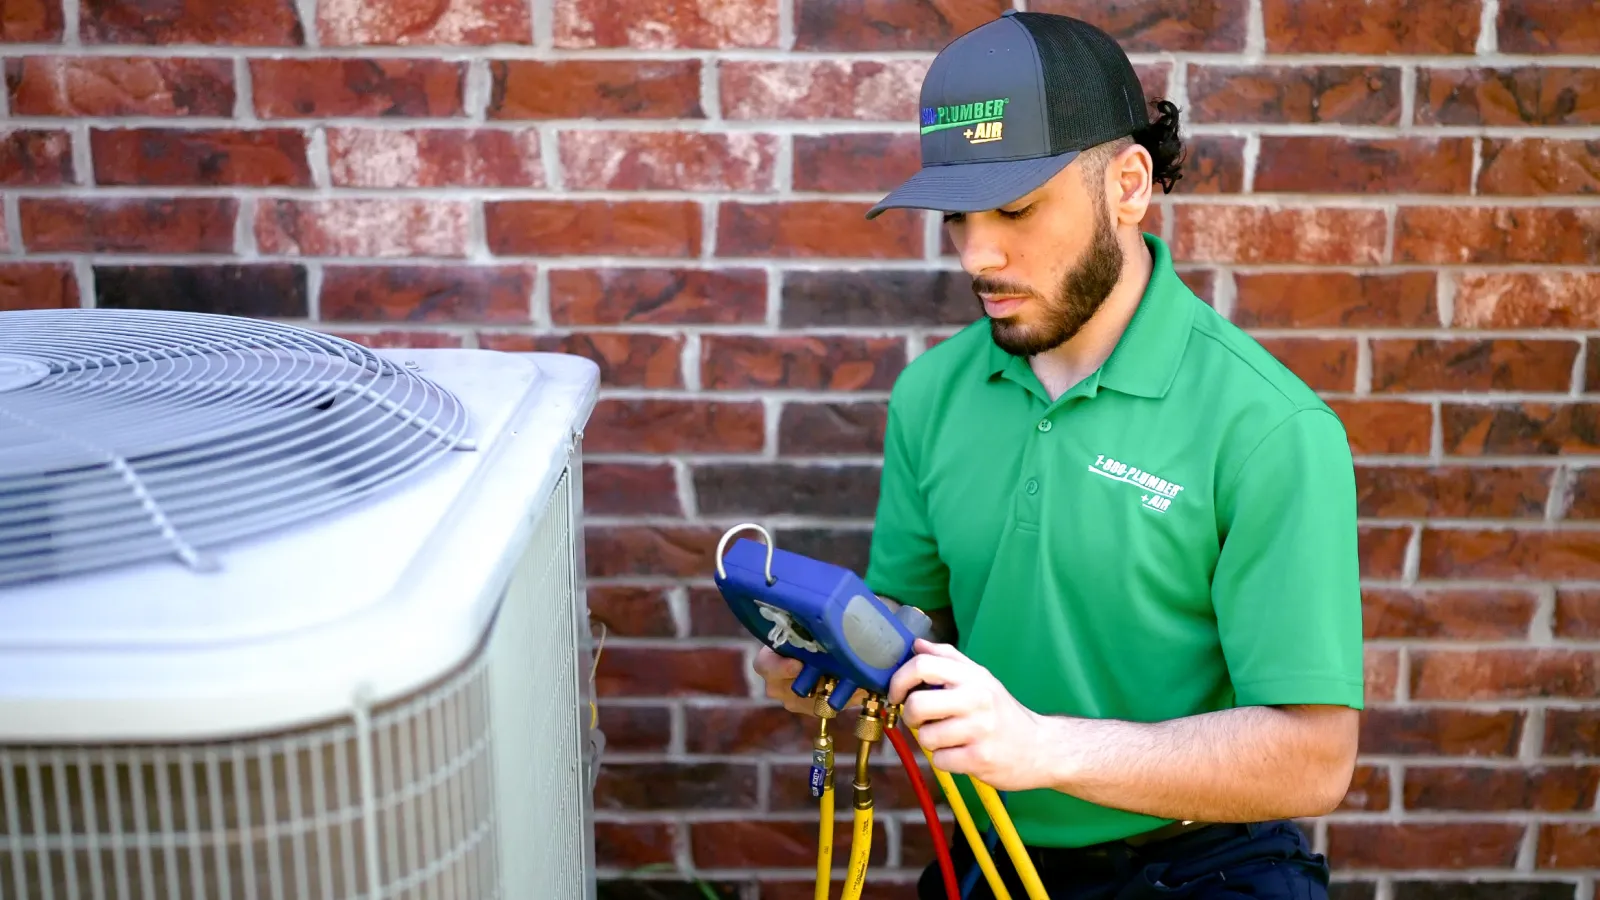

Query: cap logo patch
[{"left": 920, "top": 97, "right": 1010, "bottom": 144}]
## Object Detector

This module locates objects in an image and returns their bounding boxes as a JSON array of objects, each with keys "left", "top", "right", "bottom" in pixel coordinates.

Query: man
[{"left": 752, "top": 10, "right": 1365, "bottom": 900}]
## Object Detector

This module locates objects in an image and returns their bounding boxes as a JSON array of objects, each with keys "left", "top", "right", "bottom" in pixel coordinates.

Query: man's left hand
[{"left": 888, "top": 639, "right": 1048, "bottom": 792}]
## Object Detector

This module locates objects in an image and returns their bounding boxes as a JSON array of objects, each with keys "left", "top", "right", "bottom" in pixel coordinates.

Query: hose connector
[
  {"left": 809, "top": 678, "right": 838, "bottom": 799},
  {"left": 851, "top": 697, "right": 885, "bottom": 810}
]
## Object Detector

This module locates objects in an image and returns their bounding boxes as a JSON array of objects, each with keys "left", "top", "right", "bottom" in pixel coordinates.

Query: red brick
[
  {"left": 482, "top": 332, "right": 682, "bottom": 388},
  {"left": 91, "top": 128, "right": 309, "bottom": 187},
  {"left": 796, "top": 0, "right": 1007, "bottom": 50},
  {"left": 1326, "top": 824, "right": 1524, "bottom": 870},
  {"left": 554, "top": 0, "right": 778, "bottom": 47},
  {"left": 1499, "top": 0, "right": 1600, "bottom": 52},
  {"left": 793, "top": 133, "right": 921, "bottom": 193},
  {"left": 718, "top": 201, "right": 921, "bottom": 259},
  {"left": 94, "top": 264, "right": 308, "bottom": 319},
  {"left": 1363, "top": 588, "right": 1540, "bottom": 639},
  {"left": 1254, "top": 137, "right": 1473, "bottom": 194},
  {"left": 0, "top": 263, "right": 79, "bottom": 311},
  {"left": 0, "top": 129, "right": 74, "bottom": 186},
  {"left": 583, "top": 465, "right": 682, "bottom": 518},
  {"left": 560, "top": 131, "right": 778, "bottom": 192},
  {"left": 549, "top": 268, "right": 766, "bottom": 326},
  {"left": 1233, "top": 272, "right": 1438, "bottom": 328},
  {"left": 1326, "top": 401, "right": 1433, "bottom": 456},
  {"left": 327, "top": 128, "right": 543, "bottom": 187},
  {"left": 721, "top": 60, "right": 928, "bottom": 121},
  {"left": 488, "top": 60, "right": 703, "bottom": 119},
  {"left": 1443, "top": 403, "right": 1600, "bottom": 456},
  {"left": 1423, "top": 528, "right": 1600, "bottom": 581},
  {"left": 1263, "top": 0, "right": 1479, "bottom": 53},
  {"left": 1181, "top": 135, "right": 1246, "bottom": 193},
  {"left": 701, "top": 335, "right": 906, "bottom": 391},
  {"left": 682, "top": 704, "right": 809, "bottom": 754},
  {"left": 596, "top": 646, "right": 746, "bottom": 699},
  {"left": 585, "top": 525, "right": 728, "bottom": 579},
  {"left": 695, "top": 463, "right": 881, "bottom": 518},
  {"left": 689, "top": 586, "right": 748, "bottom": 638},
  {"left": 594, "top": 821, "right": 676, "bottom": 870},
  {"left": 5, "top": 57, "right": 234, "bottom": 117},
  {"left": 586, "top": 400, "right": 764, "bottom": 454},
  {"left": 1453, "top": 273, "right": 1600, "bottom": 329},
  {"left": 1, "top": 0, "right": 63, "bottom": 41},
  {"left": 1360, "top": 527, "right": 1412, "bottom": 580},
  {"left": 251, "top": 59, "right": 462, "bottom": 118},
  {"left": 1032, "top": 0, "right": 1247, "bottom": 51},
  {"left": 769, "top": 758, "right": 934, "bottom": 812},
  {"left": 1187, "top": 65, "right": 1402, "bottom": 124},
  {"left": 760, "top": 879, "right": 919, "bottom": 900},
  {"left": 19, "top": 198, "right": 235, "bottom": 254},
  {"left": 1412, "top": 648, "right": 1599, "bottom": 700},
  {"left": 1338, "top": 766, "right": 1392, "bottom": 812},
  {"left": 691, "top": 819, "right": 887, "bottom": 869},
  {"left": 1545, "top": 709, "right": 1600, "bottom": 757},
  {"left": 319, "top": 265, "right": 531, "bottom": 323},
  {"left": 1405, "top": 765, "right": 1600, "bottom": 812},
  {"left": 1356, "top": 467, "right": 1551, "bottom": 520},
  {"left": 1173, "top": 206, "right": 1386, "bottom": 265},
  {"left": 780, "top": 401, "right": 888, "bottom": 456},
  {"left": 323, "top": 330, "right": 464, "bottom": 350},
  {"left": 1538, "top": 824, "right": 1600, "bottom": 868},
  {"left": 1366, "top": 648, "right": 1399, "bottom": 703},
  {"left": 595, "top": 704, "right": 672, "bottom": 752},
  {"left": 1478, "top": 139, "right": 1600, "bottom": 195},
  {"left": 82, "top": 0, "right": 304, "bottom": 45},
  {"left": 1395, "top": 207, "right": 1600, "bottom": 265},
  {"left": 256, "top": 199, "right": 469, "bottom": 258},
  {"left": 1372, "top": 339, "right": 1578, "bottom": 392},
  {"left": 585, "top": 585, "right": 676, "bottom": 637},
  {"left": 1360, "top": 709, "right": 1524, "bottom": 758},
  {"left": 596, "top": 762, "right": 758, "bottom": 811},
  {"left": 486, "top": 201, "right": 700, "bottom": 257},
  {"left": 1569, "top": 470, "right": 1600, "bottom": 520},
  {"left": 1420, "top": 67, "right": 1600, "bottom": 126},
  {"left": 317, "top": 0, "right": 530, "bottom": 45},
  {"left": 1554, "top": 590, "right": 1600, "bottom": 638},
  {"left": 1255, "top": 338, "right": 1355, "bottom": 391}
]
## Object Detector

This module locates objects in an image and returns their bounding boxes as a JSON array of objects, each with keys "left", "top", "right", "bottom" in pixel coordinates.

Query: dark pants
[{"left": 917, "top": 820, "right": 1330, "bottom": 900}]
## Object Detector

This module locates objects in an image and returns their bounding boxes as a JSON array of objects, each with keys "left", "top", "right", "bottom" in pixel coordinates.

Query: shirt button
[
  {"left": 1037, "top": 420, "right": 1052, "bottom": 433},
  {"left": 1025, "top": 479, "right": 1039, "bottom": 495}
]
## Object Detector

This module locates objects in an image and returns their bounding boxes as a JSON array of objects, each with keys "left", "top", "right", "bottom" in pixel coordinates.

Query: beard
[{"left": 975, "top": 198, "right": 1124, "bottom": 358}]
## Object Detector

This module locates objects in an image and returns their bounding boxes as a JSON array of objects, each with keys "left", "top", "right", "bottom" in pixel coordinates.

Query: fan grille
[{"left": 0, "top": 308, "right": 474, "bottom": 588}]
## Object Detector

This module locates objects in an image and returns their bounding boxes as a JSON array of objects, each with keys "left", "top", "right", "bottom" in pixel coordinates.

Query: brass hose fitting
[
  {"left": 851, "top": 697, "right": 886, "bottom": 810},
  {"left": 809, "top": 678, "right": 838, "bottom": 799}
]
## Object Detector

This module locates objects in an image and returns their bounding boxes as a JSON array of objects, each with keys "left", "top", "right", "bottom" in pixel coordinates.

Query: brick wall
[{"left": 3, "top": 0, "right": 1599, "bottom": 898}]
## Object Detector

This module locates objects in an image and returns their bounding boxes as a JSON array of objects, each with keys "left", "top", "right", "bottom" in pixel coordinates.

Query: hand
[
  {"left": 752, "top": 646, "right": 868, "bottom": 716},
  {"left": 889, "top": 639, "right": 1047, "bottom": 792}
]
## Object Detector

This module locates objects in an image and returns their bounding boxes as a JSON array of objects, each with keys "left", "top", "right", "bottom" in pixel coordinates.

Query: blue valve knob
[
  {"left": 792, "top": 664, "right": 824, "bottom": 700},
  {"left": 829, "top": 678, "right": 859, "bottom": 712}
]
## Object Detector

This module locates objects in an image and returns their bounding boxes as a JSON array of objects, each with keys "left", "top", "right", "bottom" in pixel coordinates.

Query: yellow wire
[
  {"left": 839, "top": 803, "right": 873, "bottom": 900},
  {"left": 814, "top": 784, "right": 834, "bottom": 900},
  {"left": 908, "top": 728, "right": 1012, "bottom": 900},
  {"left": 971, "top": 781, "right": 1050, "bottom": 900}
]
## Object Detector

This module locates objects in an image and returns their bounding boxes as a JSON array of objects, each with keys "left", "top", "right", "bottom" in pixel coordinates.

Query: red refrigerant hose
[{"left": 886, "top": 722, "right": 960, "bottom": 900}]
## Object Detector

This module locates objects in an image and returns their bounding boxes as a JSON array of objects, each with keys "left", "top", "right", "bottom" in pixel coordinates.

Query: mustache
[{"left": 971, "top": 278, "right": 1037, "bottom": 298}]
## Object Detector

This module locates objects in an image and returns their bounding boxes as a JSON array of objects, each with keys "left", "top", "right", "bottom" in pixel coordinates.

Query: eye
[
  {"left": 942, "top": 212, "right": 965, "bottom": 224},
  {"left": 999, "top": 203, "right": 1035, "bottom": 220}
]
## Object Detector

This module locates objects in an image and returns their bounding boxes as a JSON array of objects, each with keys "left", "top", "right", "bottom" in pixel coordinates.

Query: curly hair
[{"left": 1080, "top": 99, "right": 1188, "bottom": 195}]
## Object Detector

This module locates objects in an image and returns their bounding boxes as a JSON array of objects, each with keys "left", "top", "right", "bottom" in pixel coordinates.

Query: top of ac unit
[{"left": 0, "top": 308, "right": 600, "bottom": 744}]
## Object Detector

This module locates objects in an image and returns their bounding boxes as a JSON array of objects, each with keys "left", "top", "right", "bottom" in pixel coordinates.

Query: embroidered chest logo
[{"left": 1088, "top": 454, "right": 1185, "bottom": 513}]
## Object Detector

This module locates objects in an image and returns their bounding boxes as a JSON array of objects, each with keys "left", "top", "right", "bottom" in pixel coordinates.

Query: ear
[{"left": 1108, "top": 142, "right": 1154, "bottom": 228}]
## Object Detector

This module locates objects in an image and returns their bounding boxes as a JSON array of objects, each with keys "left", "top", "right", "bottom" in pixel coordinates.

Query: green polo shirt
[{"left": 865, "top": 233, "right": 1364, "bottom": 848}]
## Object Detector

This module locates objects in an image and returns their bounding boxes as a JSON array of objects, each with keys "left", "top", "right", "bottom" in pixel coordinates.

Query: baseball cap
[{"left": 866, "top": 10, "right": 1150, "bottom": 220}]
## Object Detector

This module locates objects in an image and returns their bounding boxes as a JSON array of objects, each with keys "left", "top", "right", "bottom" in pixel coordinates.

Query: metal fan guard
[{"left": 0, "top": 308, "right": 475, "bottom": 588}]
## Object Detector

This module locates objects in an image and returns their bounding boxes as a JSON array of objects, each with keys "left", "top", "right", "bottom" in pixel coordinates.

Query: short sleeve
[
  {"left": 864, "top": 393, "right": 951, "bottom": 610},
  {"left": 1212, "top": 407, "right": 1365, "bottom": 710}
]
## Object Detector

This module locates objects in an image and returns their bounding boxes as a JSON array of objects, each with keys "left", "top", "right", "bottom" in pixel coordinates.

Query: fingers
[
  {"left": 914, "top": 714, "right": 984, "bottom": 753},
  {"left": 912, "top": 638, "right": 967, "bottom": 661},
  {"left": 888, "top": 653, "right": 976, "bottom": 704},
  {"left": 752, "top": 646, "right": 802, "bottom": 680},
  {"left": 899, "top": 685, "right": 986, "bottom": 729}
]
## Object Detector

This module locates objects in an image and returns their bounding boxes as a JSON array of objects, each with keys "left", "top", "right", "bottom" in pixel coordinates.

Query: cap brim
[{"left": 864, "top": 150, "right": 1081, "bottom": 220}]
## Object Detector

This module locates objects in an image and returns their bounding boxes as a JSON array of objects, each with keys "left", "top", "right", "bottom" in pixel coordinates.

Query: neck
[{"left": 1028, "top": 230, "right": 1153, "bottom": 400}]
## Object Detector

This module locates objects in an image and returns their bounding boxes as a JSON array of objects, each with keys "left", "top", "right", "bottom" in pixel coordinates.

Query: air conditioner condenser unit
[{"left": 0, "top": 308, "right": 603, "bottom": 900}]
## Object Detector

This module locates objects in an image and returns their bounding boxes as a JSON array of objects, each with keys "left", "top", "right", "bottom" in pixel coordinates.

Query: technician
[{"left": 752, "top": 10, "right": 1365, "bottom": 899}]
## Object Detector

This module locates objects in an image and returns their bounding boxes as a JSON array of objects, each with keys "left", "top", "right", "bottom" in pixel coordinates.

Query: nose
[{"left": 954, "top": 217, "right": 1006, "bottom": 276}]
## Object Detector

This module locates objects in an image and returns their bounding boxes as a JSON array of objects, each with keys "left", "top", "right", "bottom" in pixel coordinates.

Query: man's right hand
[{"left": 752, "top": 646, "right": 869, "bottom": 715}]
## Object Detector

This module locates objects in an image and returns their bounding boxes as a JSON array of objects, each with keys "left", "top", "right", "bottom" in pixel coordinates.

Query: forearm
[{"left": 1030, "top": 705, "right": 1356, "bottom": 822}]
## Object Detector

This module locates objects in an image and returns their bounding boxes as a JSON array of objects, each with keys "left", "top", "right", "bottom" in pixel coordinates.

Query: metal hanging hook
[{"left": 716, "top": 522, "right": 776, "bottom": 585}]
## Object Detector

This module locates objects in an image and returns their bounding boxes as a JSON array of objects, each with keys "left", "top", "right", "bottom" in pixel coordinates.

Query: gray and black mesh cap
[{"left": 865, "top": 10, "right": 1150, "bottom": 220}]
